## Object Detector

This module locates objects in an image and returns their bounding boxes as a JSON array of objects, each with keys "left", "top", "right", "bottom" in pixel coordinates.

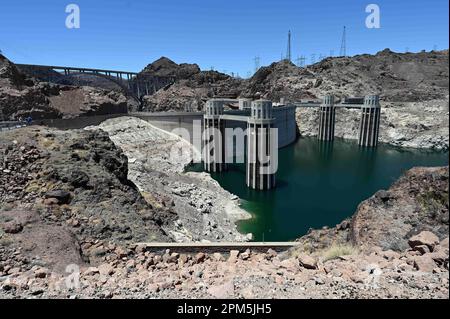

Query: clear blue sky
[{"left": 0, "top": 0, "right": 448, "bottom": 77}]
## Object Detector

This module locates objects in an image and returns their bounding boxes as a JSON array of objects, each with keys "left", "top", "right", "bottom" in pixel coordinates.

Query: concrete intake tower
[
  {"left": 358, "top": 95, "right": 381, "bottom": 147},
  {"left": 246, "top": 100, "right": 276, "bottom": 190},
  {"left": 203, "top": 99, "right": 227, "bottom": 172}
]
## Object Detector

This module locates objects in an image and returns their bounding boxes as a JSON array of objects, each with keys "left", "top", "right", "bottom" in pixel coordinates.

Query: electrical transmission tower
[
  {"left": 286, "top": 30, "right": 292, "bottom": 62},
  {"left": 339, "top": 26, "right": 346, "bottom": 57},
  {"left": 254, "top": 56, "right": 260, "bottom": 73},
  {"left": 310, "top": 54, "right": 316, "bottom": 64},
  {"left": 295, "top": 56, "right": 306, "bottom": 67}
]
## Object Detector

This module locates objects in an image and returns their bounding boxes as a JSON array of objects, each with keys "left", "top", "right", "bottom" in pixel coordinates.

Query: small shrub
[{"left": 322, "top": 244, "right": 358, "bottom": 262}]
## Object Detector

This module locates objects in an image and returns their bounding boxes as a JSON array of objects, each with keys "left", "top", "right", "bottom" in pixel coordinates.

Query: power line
[{"left": 340, "top": 26, "right": 346, "bottom": 57}]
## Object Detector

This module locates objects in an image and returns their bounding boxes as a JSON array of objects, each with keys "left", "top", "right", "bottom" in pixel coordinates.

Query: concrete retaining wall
[{"left": 37, "top": 114, "right": 125, "bottom": 130}]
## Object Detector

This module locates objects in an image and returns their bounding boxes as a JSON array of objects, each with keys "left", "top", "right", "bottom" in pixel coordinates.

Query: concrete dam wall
[
  {"left": 133, "top": 105, "right": 297, "bottom": 150},
  {"left": 36, "top": 106, "right": 297, "bottom": 165}
]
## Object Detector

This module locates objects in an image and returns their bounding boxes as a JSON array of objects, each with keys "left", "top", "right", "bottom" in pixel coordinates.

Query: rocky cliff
[
  {"left": 140, "top": 57, "right": 201, "bottom": 80},
  {"left": 245, "top": 49, "right": 448, "bottom": 102},
  {"left": 350, "top": 166, "right": 449, "bottom": 251},
  {"left": 139, "top": 57, "right": 243, "bottom": 112},
  {"left": 1, "top": 54, "right": 128, "bottom": 120},
  {"left": 0, "top": 126, "right": 173, "bottom": 271}
]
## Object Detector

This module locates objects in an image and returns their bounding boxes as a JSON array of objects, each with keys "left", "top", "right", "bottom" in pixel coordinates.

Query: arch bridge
[{"left": 15, "top": 64, "right": 175, "bottom": 101}]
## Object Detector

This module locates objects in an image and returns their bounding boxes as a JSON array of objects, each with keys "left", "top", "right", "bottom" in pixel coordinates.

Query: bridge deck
[{"left": 16, "top": 63, "right": 139, "bottom": 76}]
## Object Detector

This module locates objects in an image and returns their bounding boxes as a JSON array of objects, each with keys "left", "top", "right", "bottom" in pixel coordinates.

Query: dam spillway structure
[
  {"left": 318, "top": 95, "right": 336, "bottom": 141},
  {"left": 203, "top": 99, "right": 227, "bottom": 172},
  {"left": 358, "top": 95, "right": 381, "bottom": 147},
  {"left": 246, "top": 100, "right": 276, "bottom": 190}
]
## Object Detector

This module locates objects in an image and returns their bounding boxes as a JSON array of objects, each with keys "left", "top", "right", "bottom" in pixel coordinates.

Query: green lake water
[{"left": 190, "top": 137, "right": 448, "bottom": 241}]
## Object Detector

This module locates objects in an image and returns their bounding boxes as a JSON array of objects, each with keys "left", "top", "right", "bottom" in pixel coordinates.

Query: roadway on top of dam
[{"left": 132, "top": 112, "right": 251, "bottom": 123}]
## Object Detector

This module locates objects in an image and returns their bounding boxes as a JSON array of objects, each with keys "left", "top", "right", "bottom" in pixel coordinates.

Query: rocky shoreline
[{"left": 89, "top": 117, "right": 251, "bottom": 243}]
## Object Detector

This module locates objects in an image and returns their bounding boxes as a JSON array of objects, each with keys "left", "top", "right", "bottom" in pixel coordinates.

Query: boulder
[
  {"left": 83, "top": 267, "right": 100, "bottom": 276},
  {"left": 280, "top": 258, "right": 298, "bottom": 271},
  {"left": 414, "top": 245, "right": 430, "bottom": 255},
  {"left": 382, "top": 250, "right": 400, "bottom": 261},
  {"left": 240, "top": 249, "right": 251, "bottom": 260},
  {"left": 428, "top": 250, "right": 449, "bottom": 267},
  {"left": 266, "top": 248, "right": 277, "bottom": 259},
  {"left": 69, "top": 170, "right": 90, "bottom": 188},
  {"left": 98, "top": 263, "right": 114, "bottom": 276},
  {"left": 44, "top": 190, "right": 71, "bottom": 204},
  {"left": 212, "top": 253, "right": 225, "bottom": 262},
  {"left": 413, "top": 256, "right": 437, "bottom": 272},
  {"left": 194, "top": 252, "right": 206, "bottom": 264},
  {"left": 2, "top": 221, "right": 23, "bottom": 234},
  {"left": 34, "top": 268, "right": 49, "bottom": 279},
  {"left": 408, "top": 231, "right": 440, "bottom": 252},
  {"left": 297, "top": 254, "right": 317, "bottom": 270}
]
